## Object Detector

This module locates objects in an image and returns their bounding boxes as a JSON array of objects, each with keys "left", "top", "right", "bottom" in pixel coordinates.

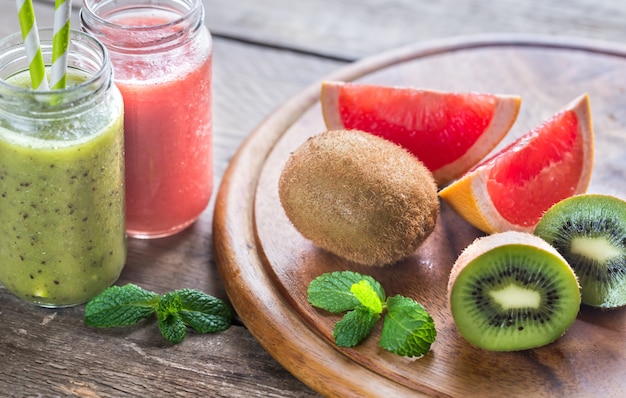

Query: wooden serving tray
[{"left": 213, "top": 34, "right": 626, "bottom": 397}]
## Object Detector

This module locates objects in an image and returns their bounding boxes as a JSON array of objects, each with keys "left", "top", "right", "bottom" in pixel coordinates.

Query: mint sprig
[
  {"left": 85, "top": 284, "right": 232, "bottom": 344},
  {"left": 307, "top": 271, "right": 436, "bottom": 357}
]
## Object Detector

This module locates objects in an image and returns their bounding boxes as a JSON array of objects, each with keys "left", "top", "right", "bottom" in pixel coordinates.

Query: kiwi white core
[
  {"left": 489, "top": 285, "right": 541, "bottom": 310},
  {"left": 571, "top": 236, "right": 621, "bottom": 263}
]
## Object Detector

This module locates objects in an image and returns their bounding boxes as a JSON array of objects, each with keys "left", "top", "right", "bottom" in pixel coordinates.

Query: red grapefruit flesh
[
  {"left": 439, "top": 94, "right": 594, "bottom": 234},
  {"left": 321, "top": 81, "right": 521, "bottom": 186}
]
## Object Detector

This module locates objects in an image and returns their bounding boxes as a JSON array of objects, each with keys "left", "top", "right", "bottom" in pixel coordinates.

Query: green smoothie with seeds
[{"left": 0, "top": 62, "right": 126, "bottom": 307}]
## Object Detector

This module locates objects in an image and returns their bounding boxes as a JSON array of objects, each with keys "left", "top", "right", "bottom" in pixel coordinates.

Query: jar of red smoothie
[{"left": 80, "top": 0, "right": 213, "bottom": 239}]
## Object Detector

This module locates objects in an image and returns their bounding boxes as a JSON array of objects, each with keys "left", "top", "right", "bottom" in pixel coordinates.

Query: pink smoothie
[{"left": 109, "top": 16, "right": 213, "bottom": 238}]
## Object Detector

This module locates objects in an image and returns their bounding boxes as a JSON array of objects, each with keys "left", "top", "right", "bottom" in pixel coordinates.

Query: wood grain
[
  {"left": 214, "top": 34, "right": 626, "bottom": 397},
  {"left": 0, "top": 293, "right": 317, "bottom": 397},
  {"left": 3, "top": 1, "right": 626, "bottom": 396},
  {"left": 202, "top": 0, "right": 626, "bottom": 60}
]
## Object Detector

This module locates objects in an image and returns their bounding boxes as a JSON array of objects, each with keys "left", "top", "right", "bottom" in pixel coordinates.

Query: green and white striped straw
[
  {"left": 15, "top": 0, "right": 49, "bottom": 91},
  {"left": 51, "top": 0, "right": 71, "bottom": 90}
]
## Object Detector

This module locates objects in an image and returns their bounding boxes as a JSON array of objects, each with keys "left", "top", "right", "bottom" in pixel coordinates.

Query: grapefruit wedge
[
  {"left": 439, "top": 94, "right": 594, "bottom": 234},
  {"left": 321, "top": 81, "right": 521, "bottom": 186}
]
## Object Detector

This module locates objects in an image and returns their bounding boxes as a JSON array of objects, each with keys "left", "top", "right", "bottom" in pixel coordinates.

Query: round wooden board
[{"left": 213, "top": 34, "right": 626, "bottom": 397}]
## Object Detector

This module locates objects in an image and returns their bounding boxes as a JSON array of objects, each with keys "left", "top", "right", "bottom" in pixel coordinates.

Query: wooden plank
[
  {"left": 16, "top": 0, "right": 626, "bottom": 60},
  {"left": 0, "top": 293, "right": 318, "bottom": 397},
  {"left": 202, "top": 0, "right": 626, "bottom": 60},
  {"left": 0, "top": 1, "right": 65, "bottom": 37}
]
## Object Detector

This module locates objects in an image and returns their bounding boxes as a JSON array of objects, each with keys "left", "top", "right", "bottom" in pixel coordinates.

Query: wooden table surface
[{"left": 1, "top": 1, "right": 625, "bottom": 396}]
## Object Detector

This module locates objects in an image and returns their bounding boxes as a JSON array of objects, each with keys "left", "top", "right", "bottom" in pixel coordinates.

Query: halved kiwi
[
  {"left": 448, "top": 231, "right": 581, "bottom": 351},
  {"left": 534, "top": 194, "right": 626, "bottom": 308}
]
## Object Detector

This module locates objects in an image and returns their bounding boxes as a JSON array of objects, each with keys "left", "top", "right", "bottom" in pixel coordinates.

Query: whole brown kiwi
[{"left": 278, "top": 129, "right": 439, "bottom": 266}]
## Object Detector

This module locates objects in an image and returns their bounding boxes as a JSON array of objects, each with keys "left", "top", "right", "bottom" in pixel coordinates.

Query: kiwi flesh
[
  {"left": 448, "top": 231, "right": 581, "bottom": 351},
  {"left": 534, "top": 194, "right": 626, "bottom": 308},
  {"left": 278, "top": 129, "right": 439, "bottom": 266}
]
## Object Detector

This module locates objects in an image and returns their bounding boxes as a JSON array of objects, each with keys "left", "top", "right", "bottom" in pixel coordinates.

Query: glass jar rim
[
  {"left": 0, "top": 28, "right": 109, "bottom": 97},
  {"left": 80, "top": 0, "right": 202, "bottom": 32},
  {"left": 0, "top": 27, "right": 113, "bottom": 119}
]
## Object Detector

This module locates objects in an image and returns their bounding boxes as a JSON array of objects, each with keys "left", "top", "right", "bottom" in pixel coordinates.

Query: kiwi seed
[
  {"left": 534, "top": 194, "right": 626, "bottom": 308},
  {"left": 448, "top": 231, "right": 581, "bottom": 351},
  {"left": 278, "top": 129, "right": 439, "bottom": 266}
]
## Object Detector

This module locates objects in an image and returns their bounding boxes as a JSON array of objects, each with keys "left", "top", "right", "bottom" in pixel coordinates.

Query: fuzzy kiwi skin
[
  {"left": 278, "top": 129, "right": 439, "bottom": 266},
  {"left": 534, "top": 194, "right": 626, "bottom": 308},
  {"left": 448, "top": 231, "right": 581, "bottom": 352}
]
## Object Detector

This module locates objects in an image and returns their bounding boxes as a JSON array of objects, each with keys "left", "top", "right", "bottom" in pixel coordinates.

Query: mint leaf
[
  {"left": 159, "top": 314, "right": 187, "bottom": 344},
  {"left": 350, "top": 280, "right": 383, "bottom": 314},
  {"left": 308, "top": 271, "right": 385, "bottom": 313},
  {"left": 380, "top": 295, "right": 436, "bottom": 357},
  {"left": 84, "top": 284, "right": 160, "bottom": 327},
  {"left": 157, "top": 291, "right": 187, "bottom": 344},
  {"left": 158, "top": 314, "right": 187, "bottom": 344},
  {"left": 333, "top": 306, "right": 380, "bottom": 347},
  {"left": 175, "top": 289, "right": 232, "bottom": 333}
]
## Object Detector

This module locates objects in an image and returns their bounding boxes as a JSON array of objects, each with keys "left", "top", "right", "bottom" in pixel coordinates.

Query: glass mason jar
[
  {"left": 81, "top": 0, "right": 214, "bottom": 239},
  {"left": 0, "top": 29, "right": 126, "bottom": 307}
]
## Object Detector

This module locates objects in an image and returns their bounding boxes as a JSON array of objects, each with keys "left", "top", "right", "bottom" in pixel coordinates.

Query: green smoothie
[{"left": 0, "top": 71, "right": 126, "bottom": 307}]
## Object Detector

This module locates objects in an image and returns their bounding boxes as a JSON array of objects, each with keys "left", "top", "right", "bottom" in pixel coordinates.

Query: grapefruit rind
[
  {"left": 321, "top": 81, "right": 342, "bottom": 129},
  {"left": 434, "top": 95, "right": 520, "bottom": 185},
  {"left": 439, "top": 93, "right": 594, "bottom": 234},
  {"left": 320, "top": 80, "right": 521, "bottom": 186}
]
